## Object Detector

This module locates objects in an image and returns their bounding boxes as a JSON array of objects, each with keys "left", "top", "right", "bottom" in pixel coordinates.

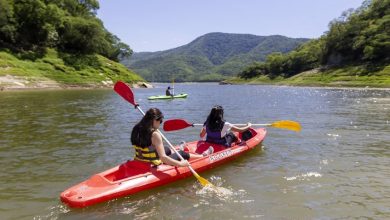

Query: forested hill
[
  {"left": 237, "top": 0, "right": 390, "bottom": 87},
  {"left": 122, "top": 33, "right": 308, "bottom": 82},
  {"left": 0, "top": 0, "right": 143, "bottom": 88}
]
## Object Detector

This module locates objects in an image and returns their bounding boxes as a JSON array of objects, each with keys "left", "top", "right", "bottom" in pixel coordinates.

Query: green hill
[
  {"left": 234, "top": 0, "right": 390, "bottom": 87},
  {"left": 0, "top": 48, "right": 143, "bottom": 89},
  {"left": 0, "top": 0, "right": 143, "bottom": 89},
  {"left": 122, "top": 33, "right": 308, "bottom": 82}
]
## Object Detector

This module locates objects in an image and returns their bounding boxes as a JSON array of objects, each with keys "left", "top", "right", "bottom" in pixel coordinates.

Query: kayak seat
[
  {"left": 110, "top": 160, "right": 152, "bottom": 182},
  {"left": 194, "top": 141, "right": 226, "bottom": 154}
]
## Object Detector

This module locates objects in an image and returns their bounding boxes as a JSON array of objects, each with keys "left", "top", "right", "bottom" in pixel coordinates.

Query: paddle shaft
[
  {"left": 192, "top": 123, "right": 269, "bottom": 126},
  {"left": 172, "top": 79, "right": 175, "bottom": 96},
  {"left": 135, "top": 106, "right": 198, "bottom": 174}
]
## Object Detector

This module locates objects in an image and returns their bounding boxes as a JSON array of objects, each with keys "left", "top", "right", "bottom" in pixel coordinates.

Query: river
[{"left": 0, "top": 83, "right": 389, "bottom": 219}]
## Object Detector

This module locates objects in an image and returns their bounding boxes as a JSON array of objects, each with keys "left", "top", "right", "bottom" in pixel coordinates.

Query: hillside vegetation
[
  {"left": 235, "top": 0, "right": 390, "bottom": 87},
  {"left": 0, "top": 48, "right": 142, "bottom": 88},
  {"left": 122, "top": 33, "right": 308, "bottom": 82},
  {"left": 0, "top": 0, "right": 143, "bottom": 88}
]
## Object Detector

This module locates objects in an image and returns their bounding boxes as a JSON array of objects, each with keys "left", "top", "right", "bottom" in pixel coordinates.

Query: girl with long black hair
[
  {"left": 131, "top": 108, "right": 211, "bottom": 167},
  {"left": 200, "top": 105, "right": 252, "bottom": 147}
]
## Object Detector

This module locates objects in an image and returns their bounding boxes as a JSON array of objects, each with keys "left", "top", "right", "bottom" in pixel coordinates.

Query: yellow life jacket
[{"left": 133, "top": 145, "right": 162, "bottom": 166}]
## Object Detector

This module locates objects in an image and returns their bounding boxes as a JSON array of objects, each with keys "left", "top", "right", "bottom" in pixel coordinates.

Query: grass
[
  {"left": 226, "top": 64, "right": 390, "bottom": 88},
  {"left": 0, "top": 49, "right": 144, "bottom": 86}
]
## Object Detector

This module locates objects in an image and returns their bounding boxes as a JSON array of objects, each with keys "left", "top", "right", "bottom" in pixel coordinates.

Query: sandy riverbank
[{"left": 0, "top": 75, "right": 152, "bottom": 91}]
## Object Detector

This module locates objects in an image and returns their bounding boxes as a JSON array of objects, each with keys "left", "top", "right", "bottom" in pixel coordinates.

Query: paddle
[
  {"left": 163, "top": 119, "right": 302, "bottom": 132},
  {"left": 172, "top": 78, "right": 175, "bottom": 96},
  {"left": 113, "top": 81, "right": 213, "bottom": 187}
]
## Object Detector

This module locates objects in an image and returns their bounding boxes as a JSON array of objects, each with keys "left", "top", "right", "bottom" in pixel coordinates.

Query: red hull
[{"left": 60, "top": 128, "right": 266, "bottom": 208}]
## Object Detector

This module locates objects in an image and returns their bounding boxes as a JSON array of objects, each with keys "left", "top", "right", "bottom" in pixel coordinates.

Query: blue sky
[{"left": 97, "top": 0, "right": 364, "bottom": 52}]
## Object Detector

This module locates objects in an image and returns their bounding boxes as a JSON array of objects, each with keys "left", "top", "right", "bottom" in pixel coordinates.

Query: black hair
[
  {"left": 204, "top": 105, "right": 225, "bottom": 131},
  {"left": 131, "top": 108, "right": 164, "bottom": 147}
]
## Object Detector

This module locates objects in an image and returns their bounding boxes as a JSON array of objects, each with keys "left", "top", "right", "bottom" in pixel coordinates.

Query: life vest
[
  {"left": 205, "top": 122, "right": 226, "bottom": 145},
  {"left": 133, "top": 145, "right": 162, "bottom": 165}
]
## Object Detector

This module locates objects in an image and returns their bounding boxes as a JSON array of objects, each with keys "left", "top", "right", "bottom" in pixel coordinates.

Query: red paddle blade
[
  {"left": 114, "top": 81, "right": 138, "bottom": 106},
  {"left": 163, "top": 119, "right": 193, "bottom": 131}
]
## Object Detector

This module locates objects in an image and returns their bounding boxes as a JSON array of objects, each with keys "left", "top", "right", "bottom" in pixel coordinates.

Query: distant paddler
[{"left": 166, "top": 86, "right": 174, "bottom": 96}]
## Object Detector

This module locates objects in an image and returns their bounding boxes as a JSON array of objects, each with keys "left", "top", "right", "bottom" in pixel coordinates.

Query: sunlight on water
[
  {"left": 327, "top": 133, "right": 340, "bottom": 137},
  {"left": 284, "top": 172, "right": 323, "bottom": 181},
  {"left": 196, "top": 175, "right": 233, "bottom": 199},
  {"left": 321, "top": 159, "right": 328, "bottom": 165},
  {"left": 194, "top": 175, "right": 251, "bottom": 204},
  {"left": 196, "top": 184, "right": 234, "bottom": 198},
  {"left": 33, "top": 204, "right": 70, "bottom": 220}
]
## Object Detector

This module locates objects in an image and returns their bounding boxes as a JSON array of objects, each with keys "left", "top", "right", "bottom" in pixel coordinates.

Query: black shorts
[
  {"left": 164, "top": 146, "right": 190, "bottom": 161},
  {"left": 224, "top": 132, "right": 238, "bottom": 147}
]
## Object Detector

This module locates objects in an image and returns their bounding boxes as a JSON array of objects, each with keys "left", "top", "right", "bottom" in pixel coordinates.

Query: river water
[{"left": 0, "top": 83, "right": 389, "bottom": 219}]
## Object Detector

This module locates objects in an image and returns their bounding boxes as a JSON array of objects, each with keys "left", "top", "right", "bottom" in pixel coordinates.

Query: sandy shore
[
  {"left": 0, "top": 75, "right": 153, "bottom": 91},
  {"left": 0, "top": 75, "right": 61, "bottom": 90}
]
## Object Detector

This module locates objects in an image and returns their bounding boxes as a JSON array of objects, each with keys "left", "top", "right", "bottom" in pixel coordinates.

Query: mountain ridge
[{"left": 122, "top": 32, "right": 309, "bottom": 82}]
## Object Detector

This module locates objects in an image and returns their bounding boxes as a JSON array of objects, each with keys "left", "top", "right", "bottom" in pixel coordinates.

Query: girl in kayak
[
  {"left": 200, "top": 105, "right": 252, "bottom": 147},
  {"left": 131, "top": 108, "right": 212, "bottom": 167}
]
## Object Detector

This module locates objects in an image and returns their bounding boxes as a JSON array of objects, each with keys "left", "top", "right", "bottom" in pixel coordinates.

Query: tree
[
  {"left": 0, "top": 0, "right": 132, "bottom": 62},
  {"left": 0, "top": 0, "right": 16, "bottom": 46}
]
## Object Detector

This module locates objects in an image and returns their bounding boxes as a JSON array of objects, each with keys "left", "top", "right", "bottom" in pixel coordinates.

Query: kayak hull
[
  {"left": 60, "top": 128, "right": 266, "bottom": 208},
  {"left": 147, "top": 93, "right": 188, "bottom": 100}
]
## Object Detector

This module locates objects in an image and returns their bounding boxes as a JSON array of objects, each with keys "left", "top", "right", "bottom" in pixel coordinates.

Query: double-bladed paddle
[
  {"left": 163, "top": 119, "right": 301, "bottom": 132},
  {"left": 113, "top": 81, "right": 213, "bottom": 187}
]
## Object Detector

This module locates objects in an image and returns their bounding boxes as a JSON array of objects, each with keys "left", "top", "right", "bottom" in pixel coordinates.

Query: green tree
[
  {"left": 266, "top": 53, "right": 285, "bottom": 78},
  {"left": 0, "top": 0, "right": 16, "bottom": 46},
  {"left": 0, "top": 0, "right": 132, "bottom": 62},
  {"left": 239, "top": 0, "right": 389, "bottom": 80}
]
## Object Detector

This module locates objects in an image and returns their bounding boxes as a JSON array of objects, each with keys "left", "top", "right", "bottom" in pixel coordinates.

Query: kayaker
[
  {"left": 165, "top": 86, "right": 173, "bottom": 96},
  {"left": 131, "top": 108, "right": 213, "bottom": 167},
  {"left": 200, "top": 105, "right": 252, "bottom": 147}
]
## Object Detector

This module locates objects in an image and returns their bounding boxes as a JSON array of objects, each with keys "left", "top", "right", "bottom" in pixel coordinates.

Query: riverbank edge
[
  {"left": 0, "top": 75, "right": 153, "bottom": 91},
  {"left": 223, "top": 65, "right": 390, "bottom": 88},
  {"left": 0, "top": 49, "right": 147, "bottom": 91},
  {"left": 222, "top": 79, "right": 390, "bottom": 89}
]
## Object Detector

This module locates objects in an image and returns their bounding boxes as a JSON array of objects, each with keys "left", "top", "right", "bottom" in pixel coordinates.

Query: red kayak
[{"left": 60, "top": 128, "right": 266, "bottom": 208}]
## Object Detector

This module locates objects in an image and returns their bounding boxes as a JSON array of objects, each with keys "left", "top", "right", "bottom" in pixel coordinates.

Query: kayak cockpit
[
  {"left": 103, "top": 160, "right": 152, "bottom": 182},
  {"left": 191, "top": 128, "right": 259, "bottom": 154},
  {"left": 89, "top": 128, "right": 260, "bottom": 183}
]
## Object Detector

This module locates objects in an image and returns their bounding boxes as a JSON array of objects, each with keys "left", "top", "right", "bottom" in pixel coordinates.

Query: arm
[
  {"left": 230, "top": 123, "right": 252, "bottom": 132},
  {"left": 200, "top": 127, "right": 206, "bottom": 138},
  {"left": 152, "top": 132, "right": 188, "bottom": 167}
]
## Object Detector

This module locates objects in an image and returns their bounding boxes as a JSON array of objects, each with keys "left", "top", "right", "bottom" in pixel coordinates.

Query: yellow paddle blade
[
  {"left": 194, "top": 173, "right": 214, "bottom": 187},
  {"left": 270, "top": 120, "right": 301, "bottom": 132}
]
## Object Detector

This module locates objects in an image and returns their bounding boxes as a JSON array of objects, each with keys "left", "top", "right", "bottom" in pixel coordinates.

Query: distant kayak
[{"left": 148, "top": 93, "right": 188, "bottom": 100}]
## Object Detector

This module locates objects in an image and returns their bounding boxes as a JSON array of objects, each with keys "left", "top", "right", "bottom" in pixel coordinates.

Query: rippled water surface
[{"left": 0, "top": 84, "right": 389, "bottom": 219}]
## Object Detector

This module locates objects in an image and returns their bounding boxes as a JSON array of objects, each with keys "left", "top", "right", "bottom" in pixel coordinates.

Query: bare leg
[{"left": 189, "top": 153, "right": 204, "bottom": 159}]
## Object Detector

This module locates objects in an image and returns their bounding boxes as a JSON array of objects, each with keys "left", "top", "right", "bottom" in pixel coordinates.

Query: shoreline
[
  {"left": 2, "top": 81, "right": 390, "bottom": 92},
  {"left": 0, "top": 75, "right": 153, "bottom": 91},
  {"left": 222, "top": 81, "right": 390, "bottom": 90},
  {"left": 2, "top": 75, "right": 389, "bottom": 91}
]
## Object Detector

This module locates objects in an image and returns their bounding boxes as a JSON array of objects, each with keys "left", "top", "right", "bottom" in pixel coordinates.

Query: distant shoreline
[
  {"left": 223, "top": 65, "right": 390, "bottom": 89},
  {"left": 0, "top": 75, "right": 152, "bottom": 91},
  {"left": 222, "top": 81, "right": 390, "bottom": 90},
  {"left": 2, "top": 77, "right": 389, "bottom": 91}
]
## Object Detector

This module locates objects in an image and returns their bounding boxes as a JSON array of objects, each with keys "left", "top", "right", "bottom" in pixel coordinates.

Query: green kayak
[{"left": 147, "top": 93, "right": 188, "bottom": 100}]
